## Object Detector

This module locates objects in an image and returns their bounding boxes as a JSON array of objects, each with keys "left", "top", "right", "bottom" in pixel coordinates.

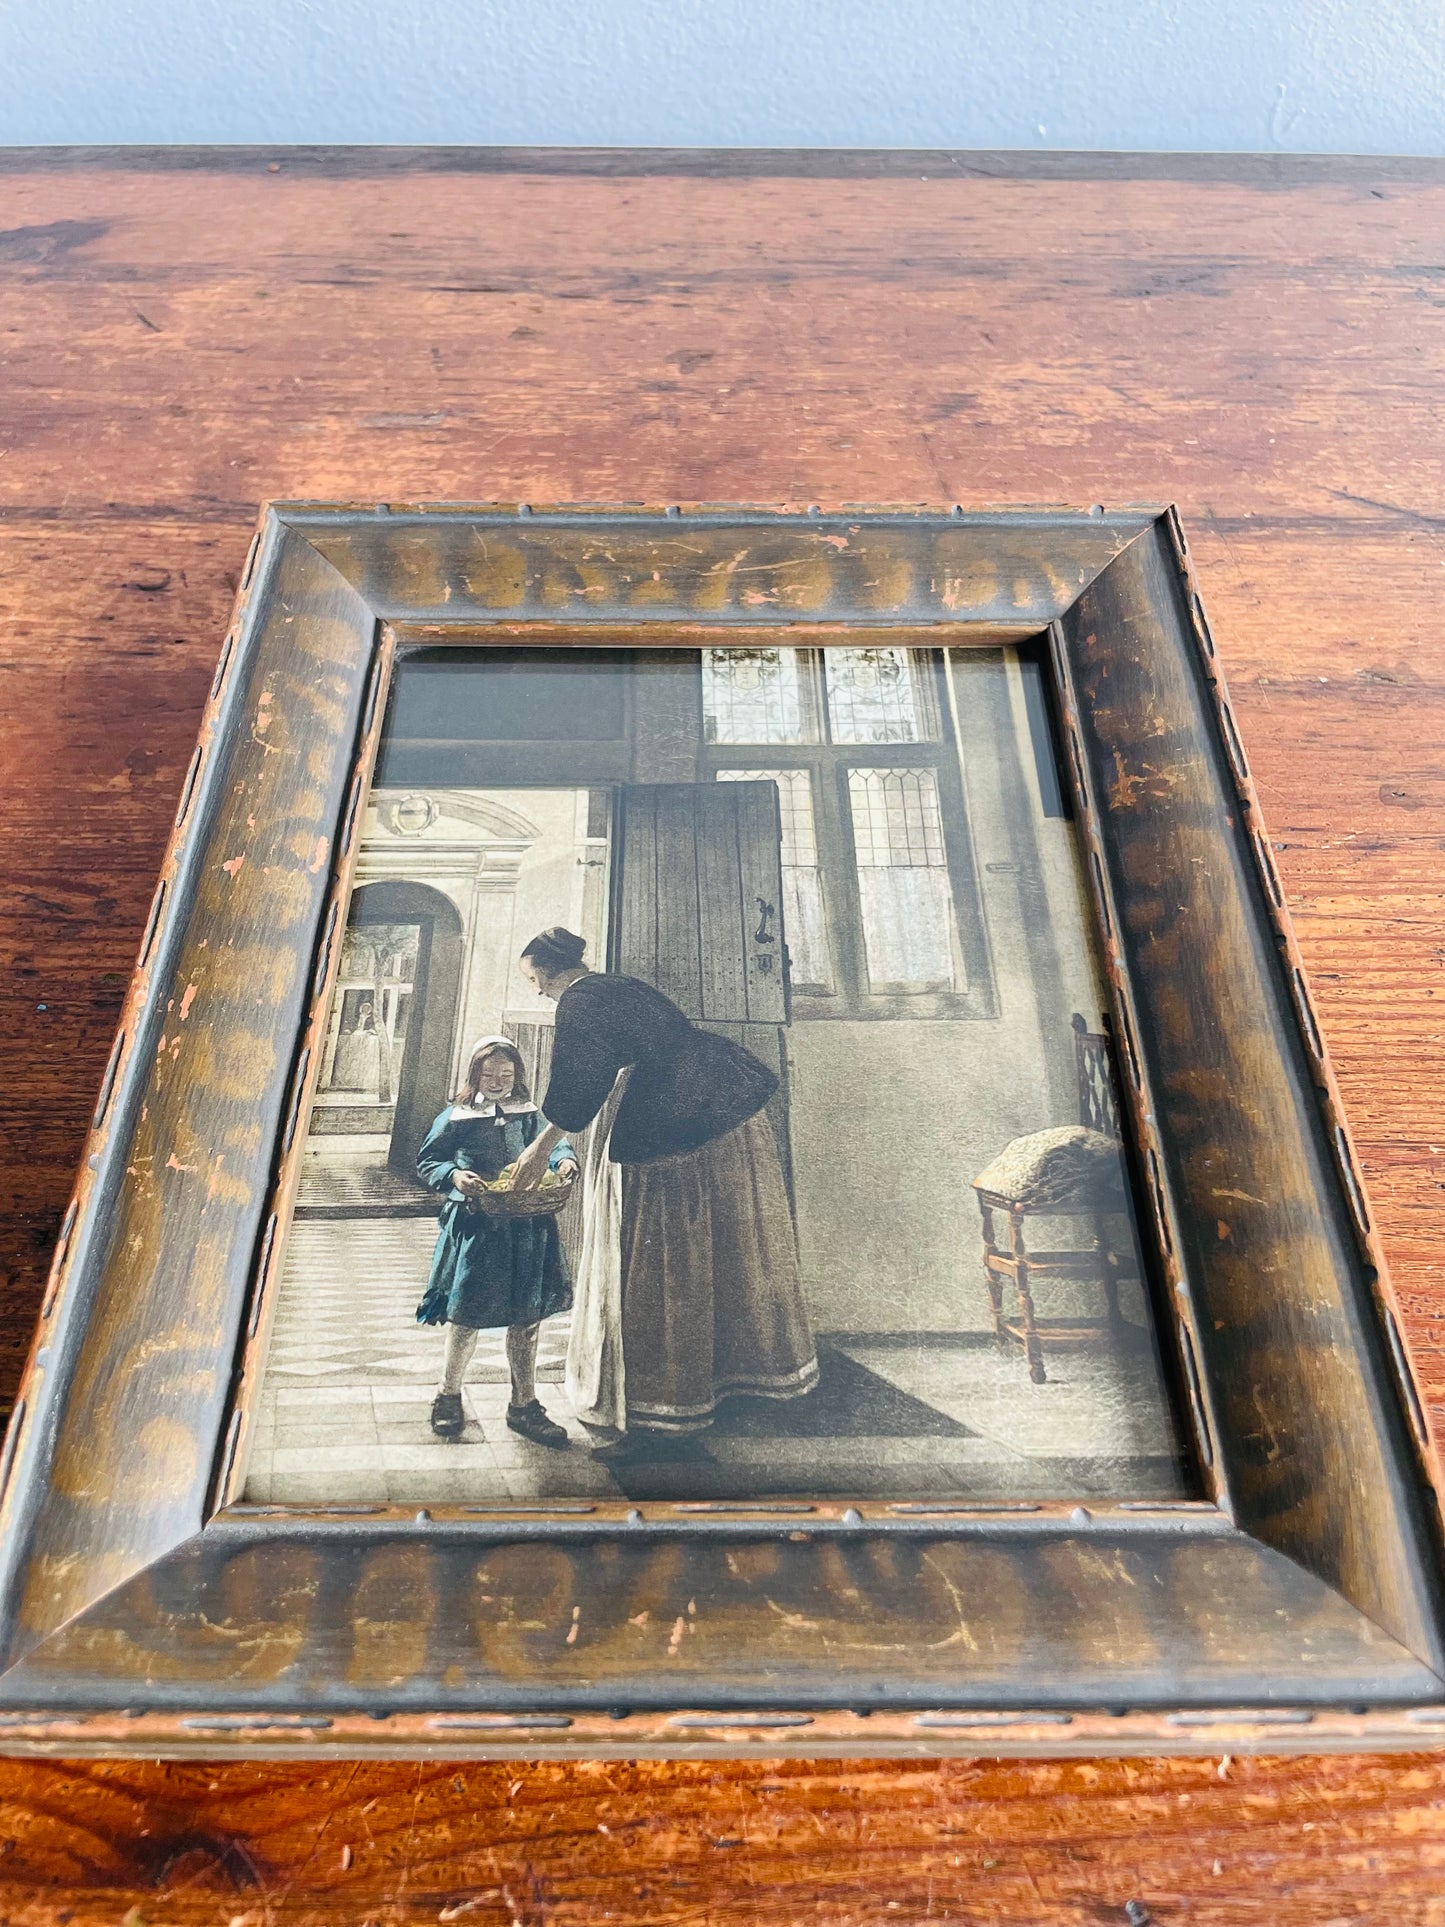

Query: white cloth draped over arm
[{"left": 564, "top": 1068, "right": 631, "bottom": 1434}]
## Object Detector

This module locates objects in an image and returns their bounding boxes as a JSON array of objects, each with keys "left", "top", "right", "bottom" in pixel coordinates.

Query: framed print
[{"left": 1, "top": 503, "right": 1442, "bottom": 1760}]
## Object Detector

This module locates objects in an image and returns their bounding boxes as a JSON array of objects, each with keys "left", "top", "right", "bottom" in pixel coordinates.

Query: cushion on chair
[{"left": 972, "top": 1125, "right": 1126, "bottom": 1210}]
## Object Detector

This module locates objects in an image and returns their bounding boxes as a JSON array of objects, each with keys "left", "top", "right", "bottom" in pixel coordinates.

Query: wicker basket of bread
[{"left": 463, "top": 1164, "right": 576, "bottom": 1220}]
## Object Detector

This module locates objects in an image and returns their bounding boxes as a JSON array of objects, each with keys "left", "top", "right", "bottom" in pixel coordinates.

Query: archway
[{"left": 347, "top": 880, "right": 464, "bottom": 1180}]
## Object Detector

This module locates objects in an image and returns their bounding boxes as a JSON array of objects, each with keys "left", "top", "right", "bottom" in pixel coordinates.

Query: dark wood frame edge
[{"left": 0, "top": 502, "right": 1441, "bottom": 1759}]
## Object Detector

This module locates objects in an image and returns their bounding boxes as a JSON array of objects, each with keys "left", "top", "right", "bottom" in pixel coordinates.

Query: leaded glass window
[
  {"left": 702, "top": 645, "right": 936, "bottom": 745},
  {"left": 701, "top": 648, "right": 819, "bottom": 745},
  {"left": 824, "top": 647, "right": 939, "bottom": 744},
  {"left": 701, "top": 646, "right": 993, "bottom": 1018},
  {"left": 846, "top": 767, "right": 960, "bottom": 992}
]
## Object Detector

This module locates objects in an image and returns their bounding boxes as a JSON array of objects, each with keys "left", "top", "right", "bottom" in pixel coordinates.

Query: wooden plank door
[{"left": 616, "top": 782, "right": 793, "bottom": 1188}]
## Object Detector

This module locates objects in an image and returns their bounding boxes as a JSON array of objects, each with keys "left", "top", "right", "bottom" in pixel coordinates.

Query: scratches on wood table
[{"left": 1, "top": 146, "right": 1443, "bottom": 1924}]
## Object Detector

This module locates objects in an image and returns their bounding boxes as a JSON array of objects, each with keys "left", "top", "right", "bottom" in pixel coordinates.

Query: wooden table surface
[{"left": 2, "top": 145, "right": 1444, "bottom": 1924}]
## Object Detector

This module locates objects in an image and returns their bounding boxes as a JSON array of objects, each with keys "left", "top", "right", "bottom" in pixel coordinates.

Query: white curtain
[{"left": 857, "top": 865, "right": 958, "bottom": 990}]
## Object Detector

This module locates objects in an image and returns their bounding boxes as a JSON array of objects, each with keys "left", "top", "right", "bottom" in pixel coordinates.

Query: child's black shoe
[
  {"left": 430, "top": 1391, "right": 465, "bottom": 1439},
  {"left": 506, "top": 1400, "right": 569, "bottom": 1450}
]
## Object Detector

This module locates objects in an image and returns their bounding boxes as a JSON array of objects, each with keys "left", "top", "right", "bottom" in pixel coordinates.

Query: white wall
[
  {"left": 1, "top": 0, "right": 1441, "bottom": 154},
  {"left": 787, "top": 649, "right": 1118, "bottom": 1335},
  {"left": 353, "top": 787, "right": 606, "bottom": 1083}
]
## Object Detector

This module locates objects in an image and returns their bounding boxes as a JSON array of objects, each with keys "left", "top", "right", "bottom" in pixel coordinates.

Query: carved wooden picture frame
[{"left": 1, "top": 503, "right": 1441, "bottom": 1760}]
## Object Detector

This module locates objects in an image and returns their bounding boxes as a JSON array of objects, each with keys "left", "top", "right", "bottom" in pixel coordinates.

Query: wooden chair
[{"left": 971, "top": 1014, "right": 1136, "bottom": 1384}]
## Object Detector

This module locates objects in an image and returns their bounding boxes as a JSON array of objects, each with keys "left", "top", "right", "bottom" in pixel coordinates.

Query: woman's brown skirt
[{"left": 619, "top": 1109, "right": 819, "bottom": 1432}]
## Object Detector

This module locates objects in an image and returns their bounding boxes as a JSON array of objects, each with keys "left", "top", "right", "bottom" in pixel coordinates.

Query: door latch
[{"left": 754, "top": 897, "right": 777, "bottom": 971}]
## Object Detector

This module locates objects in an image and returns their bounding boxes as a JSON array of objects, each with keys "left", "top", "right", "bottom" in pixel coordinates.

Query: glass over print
[{"left": 239, "top": 643, "right": 1192, "bottom": 1505}]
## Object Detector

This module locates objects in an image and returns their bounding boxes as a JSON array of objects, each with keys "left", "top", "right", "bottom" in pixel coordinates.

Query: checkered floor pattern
[{"left": 241, "top": 1216, "right": 1191, "bottom": 1505}]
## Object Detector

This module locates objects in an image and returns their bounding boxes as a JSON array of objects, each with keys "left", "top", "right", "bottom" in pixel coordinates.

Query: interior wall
[
  {"left": 6, "top": 1, "right": 1440, "bottom": 154},
  {"left": 347, "top": 787, "right": 603, "bottom": 1067},
  {"left": 1002, "top": 653, "right": 1114, "bottom": 1036},
  {"left": 300, "top": 787, "right": 604, "bottom": 1179},
  {"left": 786, "top": 648, "right": 1104, "bottom": 1334}
]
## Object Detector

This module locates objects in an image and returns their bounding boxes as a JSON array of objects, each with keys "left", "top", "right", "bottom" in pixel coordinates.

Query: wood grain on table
[{"left": 1, "top": 147, "right": 1443, "bottom": 1925}]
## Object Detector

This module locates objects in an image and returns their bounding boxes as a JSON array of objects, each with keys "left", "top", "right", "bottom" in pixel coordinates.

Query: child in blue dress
[{"left": 416, "top": 1036, "right": 578, "bottom": 1445}]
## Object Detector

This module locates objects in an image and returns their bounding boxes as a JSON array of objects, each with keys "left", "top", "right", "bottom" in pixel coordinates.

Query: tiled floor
[{"left": 241, "top": 1217, "right": 1192, "bottom": 1504}]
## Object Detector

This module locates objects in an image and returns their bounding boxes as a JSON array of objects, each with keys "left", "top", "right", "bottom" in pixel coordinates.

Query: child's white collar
[{"left": 450, "top": 1097, "right": 537, "bottom": 1119}]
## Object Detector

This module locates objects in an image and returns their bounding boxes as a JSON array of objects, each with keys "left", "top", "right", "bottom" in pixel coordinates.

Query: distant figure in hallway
[
  {"left": 415, "top": 1036, "right": 578, "bottom": 1447},
  {"left": 508, "top": 926, "right": 818, "bottom": 1459},
  {"left": 330, "top": 996, "right": 382, "bottom": 1093}
]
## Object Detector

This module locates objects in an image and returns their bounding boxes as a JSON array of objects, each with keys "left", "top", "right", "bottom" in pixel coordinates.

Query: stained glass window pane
[
  {"left": 702, "top": 648, "right": 819, "bottom": 744},
  {"left": 825, "top": 647, "right": 936, "bottom": 744},
  {"left": 717, "top": 768, "right": 833, "bottom": 991},
  {"left": 847, "top": 768, "right": 959, "bottom": 991}
]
